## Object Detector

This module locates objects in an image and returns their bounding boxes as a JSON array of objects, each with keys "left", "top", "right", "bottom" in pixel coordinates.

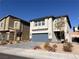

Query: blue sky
[{"left": 0, "top": 0, "right": 79, "bottom": 29}]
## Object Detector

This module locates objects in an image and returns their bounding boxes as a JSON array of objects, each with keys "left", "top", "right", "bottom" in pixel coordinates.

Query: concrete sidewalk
[{"left": 0, "top": 46, "right": 79, "bottom": 59}]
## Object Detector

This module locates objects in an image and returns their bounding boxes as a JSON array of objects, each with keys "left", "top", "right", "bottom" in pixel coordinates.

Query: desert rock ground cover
[
  {"left": 38, "top": 43, "right": 79, "bottom": 54},
  {"left": 0, "top": 41, "right": 79, "bottom": 54}
]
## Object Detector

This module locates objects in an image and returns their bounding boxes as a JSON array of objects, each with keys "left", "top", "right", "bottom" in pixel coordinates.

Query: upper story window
[
  {"left": 14, "top": 21, "right": 19, "bottom": 28},
  {"left": 1, "top": 23, "right": 3, "bottom": 27},
  {"left": 0, "top": 22, "right": 3, "bottom": 27},
  {"left": 38, "top": 22, "right": 41, "bottom": 26},
  {"left": 35, "top": 22, "right": 37, "bottom": 26},
  {"left": 34, "top": 21, "right": 45, "bottom": 26},
  {"left": 54, "top": 19, "right": 57, "bottom": 23},
  {"left": 15, "top": 22, "right": 18, "bottom": 27},
  {"left": 42, "top": 21, "right": 45, "bottom": 25}
]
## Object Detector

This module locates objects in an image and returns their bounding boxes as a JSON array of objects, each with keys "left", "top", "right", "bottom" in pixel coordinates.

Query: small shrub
[
  {"left": 44, "top": 42, "right": 53, "bottom": 51},
  {"left": 63, "top": 42, "right": 73, "bottom": 52},
  {"left": 9, "top": 40, "right": 13, "bottom": 44},
  {"left": 46, "top": 46, "right": 52, "bottom": 51},
  {"left": 53, "top": 44, "right": 57, "bottom": 48},
  {"left": 34, "top": 46, "right": 41, "bottom": 50},
  {"left": 1, "top": 40, "right": 8, "bottom": 45},
  {"left": 64, "top": 39, "right": 68, "bottom": 43},
  {"left": 44, "top": 42, "right": 57, "bottom": 52},
  {"left": 44, "top": 42, "right": 50, "bottom": 49},
  {"left": 44, "top": 42, "right": 49, "bottom": 47},
  {"left": 51, "top": 44, "right": 57, "bottom": 52}
]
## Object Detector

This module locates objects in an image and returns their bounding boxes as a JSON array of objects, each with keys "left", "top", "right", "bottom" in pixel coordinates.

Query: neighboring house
[
  {"left": 73, "top": 25, "right": 79, "bottom": 32},
  {"left": 0, "top": 15, "right": 30, "bottom": 41},
  {"left": 71, "top": 26, "right": 79, "bottom": 43},
  {"left": 30, "top": 15, "right": 72, "bottom": 42}
]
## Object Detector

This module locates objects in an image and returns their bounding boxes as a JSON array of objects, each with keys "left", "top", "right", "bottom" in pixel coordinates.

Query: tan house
[{"left": 0, "top": 15, "right": 30, "bottom": 42}]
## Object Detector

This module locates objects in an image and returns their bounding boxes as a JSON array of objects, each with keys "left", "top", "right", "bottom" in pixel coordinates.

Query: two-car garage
[{"left": 32, "top": 33, "right": 48, "bottom": 42}]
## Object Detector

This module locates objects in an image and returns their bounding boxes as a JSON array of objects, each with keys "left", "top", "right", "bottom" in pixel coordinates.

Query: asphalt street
[{"left": 0, "top": 53, "right": 33, "bottom": 59}]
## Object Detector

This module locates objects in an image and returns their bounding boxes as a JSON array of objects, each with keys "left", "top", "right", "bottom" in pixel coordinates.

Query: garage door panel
[{"left": 32, "top": 33, "right": 48, "bottom": 42}]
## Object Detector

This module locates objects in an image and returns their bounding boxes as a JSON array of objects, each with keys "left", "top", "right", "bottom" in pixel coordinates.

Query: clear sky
[{"left": 0, "top": 0, "right": 79, "bottom": 29}]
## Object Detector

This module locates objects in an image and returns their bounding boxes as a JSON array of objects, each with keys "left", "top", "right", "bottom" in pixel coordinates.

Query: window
[
  {"left": 42, "top": 21, "right": 45, "bottom": 25},
  {"left": 14, "top": 21, "right": 18, "bottom": 28},
  {"left": 38, "top": 22, "right": 41, "bottom": 26},
  {"left": 34, "top": 21, "right": 45, "bottom": 26},
  {"left": 15, "top": 22, "right": 18, "bottom": 27},
  {"left": 35, "top": 22, "right": 37, "bottom": 26},
  {"left": 2, "top": 33, "right": 7, "bottom": 40},
  {"left": 0, "top": 23, "right": 3, "bottom": 27},
  {"left": 17, "top": 32, "right": 22, "bottom": 37}
]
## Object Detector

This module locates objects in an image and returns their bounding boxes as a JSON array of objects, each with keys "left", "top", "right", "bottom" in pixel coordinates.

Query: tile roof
[{"left": 0, "top": 15, "right": 30, "bottom": 26}]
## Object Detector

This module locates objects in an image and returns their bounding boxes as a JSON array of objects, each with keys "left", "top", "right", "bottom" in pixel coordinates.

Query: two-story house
[
  {"left": 73, "top": 25, "right": 79, "bottom": 32},
  {"left": 30, "top": 15, "right": 72, "bottom": 42},
  {"left": 0, "top": 15, "right": 30, "bottom": 42}
]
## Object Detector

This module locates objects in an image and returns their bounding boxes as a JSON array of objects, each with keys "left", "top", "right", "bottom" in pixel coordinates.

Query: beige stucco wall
[
  {"left": 14, "top": 20, "right": 20, "bottom": 30},
  {"left": 21, "top": 23, "right": 29, "bottom": 41},
  {"left": 64, "top": 17, "right": 72, "bottom": 42},
  {"left": 5, "top": 17, "right": 9, "bottom": 30},
  {"left": 0, "top": 18, "right": 6, "bottom": 30}
]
